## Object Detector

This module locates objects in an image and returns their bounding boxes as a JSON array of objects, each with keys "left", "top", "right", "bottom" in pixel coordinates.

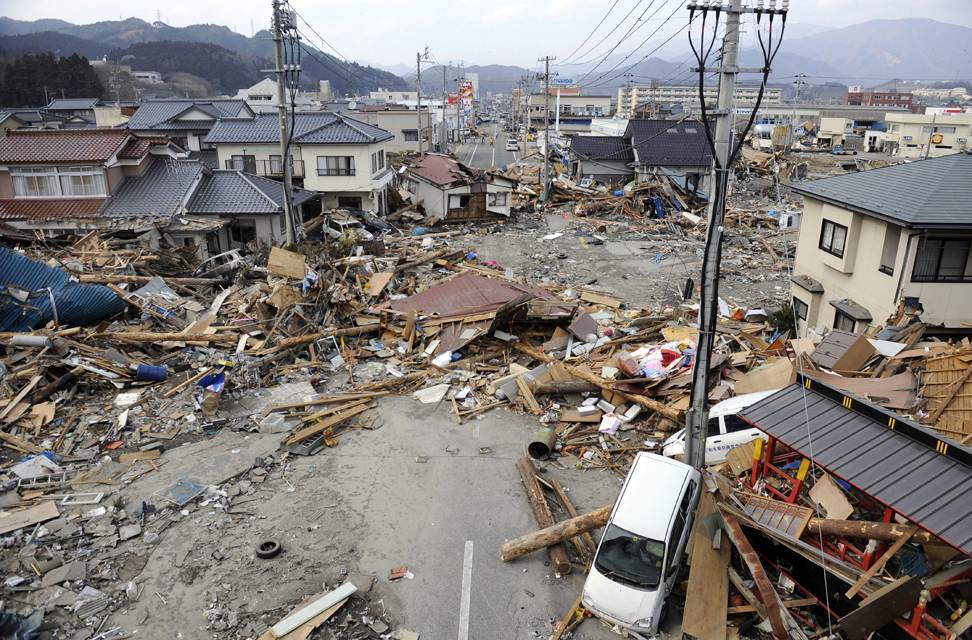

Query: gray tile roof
[
  {"left": 570, "top": 136, "right": 633, "bottom": 162},
  {"left": 624, "top": 119, "right": 712, "bottom": 168},
  {"left": 127, "top": 99, "right": 250, "bottom": 131},
  {"left": 47, "top": 98, "right": 99, "bottom": 110},
  {"left": 99, "top": 158, "right": 203, "bottom": 220},
  {"left": 204, "top": 113, "right": 393, "bottom": 145},
  {"left": 791, "top": 152, "right": 972, "bottom": 229},
  {"left": 187, "top": 171, "right": 316, "bottom": 215}
]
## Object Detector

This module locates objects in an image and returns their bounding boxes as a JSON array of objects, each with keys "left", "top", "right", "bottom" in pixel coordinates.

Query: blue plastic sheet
[{"left": 0, "top": 247, "right": 125, "bottom": 331}]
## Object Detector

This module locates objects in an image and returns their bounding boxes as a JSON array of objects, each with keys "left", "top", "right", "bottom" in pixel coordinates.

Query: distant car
[
  {"left": 194, "top": 249, "right": 246, "bottom": 278},
  {"left": 661, "top": 389, "right": 778, "bottom": 466},
  {"left": 582, "top": 452, "right": 701, "bottom": 636},
  {"left": 505, "top": 138, "right": 519, "bottom": 151},
  {"left": 323, "top": 213, "right": 374, "bottom": 242}
]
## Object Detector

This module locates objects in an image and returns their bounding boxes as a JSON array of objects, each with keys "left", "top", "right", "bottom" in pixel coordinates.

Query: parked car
[
  {"left": 582, "top": 453, "right": 701, "bottom": 635},
  {"left": 323, "top": 212, "right": 374, "bottom": 242},
  {"left": 660, "top": 389, "right": 779, "bottom": 466},
  {"left": 194, "top": 249, "right": 246, "bottom": 278},
  {"left": 505, "top": 138, "right": 519, "bottom": 151}
]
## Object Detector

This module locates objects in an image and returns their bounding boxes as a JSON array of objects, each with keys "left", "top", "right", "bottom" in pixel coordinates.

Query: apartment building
[
  {"left": 843, "top": 90, "right": 913, "bottom": 110},
  {"left": 617, "top": 84, "right": 782, "bottom": 116}
]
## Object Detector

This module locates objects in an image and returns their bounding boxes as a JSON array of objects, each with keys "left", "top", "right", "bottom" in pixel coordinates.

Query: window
[
  {"left": 912, "top": 237, "right": 972, "bottom": 282},
  {"left": 10, "top": 166, "right": 106, "bottom": 198},
  {"left": 378, "top": 150, "right": 385, "bottom": 171},
  {"left": 792, "top": 297, "right": 808, "bottom": 321},
  {"left": 706, "top": 416, "right": 721, "bottom": 437},
  {"left": 724, "top": 415, "right": 751, "bottom": 433},
  {"left": 819, "top": 219, "right": 848, "bottom": 258},
  {"left": 403, "top": 129, "right": 419, "bottom": 142},
  {"left": 487, "top": 192, "right": 508, "bottom": 207},
  {"left": 665, "top": 512, "right": 686, "bottom": 578},
  {"left": 834, "top": 309, "right": 856, "bottom": 332},
  {"left": 337, "top": 196, "right": 362, "bottom": 209},
  {"left": 934, "top": 126, "right": 956, "bottom": 134},
  {"left": 370, "top": 152, "right": 377, "bottom": 174},
  {"left": 317, "top": 156, "right": 354, "bottom": 176},
  {"left": 230, "top": 154, "right": 256, "bottom": 173},
  {"left": 595, "top": 524, "right": 665, "bottom": 589},
  {"left": 269, "top": 155, "right": 283, "bottom": 174},
  {"left": 879, "top": 225, "right": 901, "bottom": 275},
  {"left": 449, "top": 194, "right": 472, "bottom": 209}
]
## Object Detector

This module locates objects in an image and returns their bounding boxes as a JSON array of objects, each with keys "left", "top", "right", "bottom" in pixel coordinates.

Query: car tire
[{"left": 256, "top": 539, "right": 281, "bottom": 559}]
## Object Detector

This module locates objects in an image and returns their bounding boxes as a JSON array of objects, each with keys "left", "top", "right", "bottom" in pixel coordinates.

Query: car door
[{"left": 703, "top": 416, "right": 725, "bottom": 465}]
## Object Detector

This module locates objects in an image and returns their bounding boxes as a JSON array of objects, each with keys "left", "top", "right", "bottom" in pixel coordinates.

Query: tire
[{"left": 256, "top": 539, "right": 281, "bottom": 559}]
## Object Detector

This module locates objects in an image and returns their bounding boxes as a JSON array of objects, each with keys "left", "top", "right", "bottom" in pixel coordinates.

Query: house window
[
  {"left": 230, "top": 154, "right": 256, "bottom": 172},
  {"left": 370, "top": 152, "right": 378, "bottom": 174},
  {"left": 10, "top": 166, "right": 106, "bottom": 198},
  {"left": 269, "top": 155, "right": 283, "bottom": 174},
  {"left": 403, "top": 129, "right": 419, "bottom": 142},
  {"left": 819, "top": 219, "right": 848, "bottom": 258},
  {"left": 792, "top": 297, "right": 808, "bottom": 321},
  {"left": 337, "top": 196, "right": 362, "bottom": 209},
  {"left": 488, "top": 192, "right": 508, "bottom": 206},
  {"left": 449, "top": 194, "right": 472, "bottom": 209},
  {"left": 317, "top": 156, "right": 355, "bottom": 176},
  {"left": 377, "top": 150, "right": 385, "bottom": 171},
  {"left": 834, "top": 309, "right": 856, "bottom": 332},
  {"left": 879, "top": 225, "right": 901, "bottom": 275},
  {"left": 912, "top": 237, "right": 972, "bottom": 282}
]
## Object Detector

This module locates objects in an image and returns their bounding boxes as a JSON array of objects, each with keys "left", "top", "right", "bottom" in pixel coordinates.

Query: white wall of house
[
  {"left": 575, "top": 159, "right": 632, "bottom": 181},
  {"left": 791, "top": 197, "right": 972, "bottom": 333},
  {"left": 883, "top": 113, "right": 972, "bottom": 158},
  {"left": 353, "top": 110, "right": 432, "bottom": 153},
  {"left": 403, "top": 176, "right": 513, "bottom": 220}
]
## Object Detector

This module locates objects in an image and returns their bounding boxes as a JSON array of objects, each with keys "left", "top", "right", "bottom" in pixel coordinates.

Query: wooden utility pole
[{"left": 538, "top": 56, "right": 556, "bottom": 198}]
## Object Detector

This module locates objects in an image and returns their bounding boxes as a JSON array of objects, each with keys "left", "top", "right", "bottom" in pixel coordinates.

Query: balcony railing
[{"left": 224, "top": 159, "right": 304, "bottom": 178}]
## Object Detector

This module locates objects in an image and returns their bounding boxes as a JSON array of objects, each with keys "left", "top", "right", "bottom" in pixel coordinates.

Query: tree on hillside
[{"left": 0, "top": 52, "right": 104, "bottom": 106}]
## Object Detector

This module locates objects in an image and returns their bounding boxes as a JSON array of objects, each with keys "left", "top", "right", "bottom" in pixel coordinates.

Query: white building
[
  {"left": 883, "top": 112, "right": 972, "bottom": 159},
  {"left": 617, "top": 84, "right": 782, "bottom": 116},
  {"left": 369, "top": 90, "right": 418, "bottom": 104},
  {"left": 131, "top": 70, "right": 163, "bottom": 84},
  {"left": 205, "top": 112, "right": 395, "bottom": 213}
]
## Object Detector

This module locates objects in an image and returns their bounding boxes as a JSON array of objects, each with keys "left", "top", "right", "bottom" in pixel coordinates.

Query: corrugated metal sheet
[
  {"left": 739, "top": 379, "right": 972, "bottom": 556},
  {"left": 0, "top": 248, "right": 125, "bottom": 331}
]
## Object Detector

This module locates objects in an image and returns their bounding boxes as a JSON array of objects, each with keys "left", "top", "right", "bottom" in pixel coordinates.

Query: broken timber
[
  {"left": 515, "top": 456, "right": 571, "bottom": 575},
  {"left": 501, "top": 504, "right": 612, "bottom": 562}
]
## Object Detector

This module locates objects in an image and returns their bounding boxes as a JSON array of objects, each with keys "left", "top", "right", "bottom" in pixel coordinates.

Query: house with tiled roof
[
  {"left": 790, "top": 152, "right": 972, "bottom": 334},
  {"left": 568, "top": 136, "right": 635, "bottom": 185},
  {"left": 401, "top": 153, "right": 515, "bottom": 224},
  {"left": 0, "top": 128, "right": 183, "bottom": 227},
  {"left": 204, "top": 112, "right": 395, "bottom": 214},
  {"left": 126, "top": 99, "right": 254, "bottom": 153}
]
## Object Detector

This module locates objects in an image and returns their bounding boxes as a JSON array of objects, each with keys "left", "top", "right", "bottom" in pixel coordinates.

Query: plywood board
[
  {"left": 808, "top": 473, "right": 854, "bottom": 520},
  {"left": 0, "top": 500, "right": 59, "bottom": 534},
  {"left": 733, "top": 357, "right": 794, "bottom": 395},
  {"left": 923, "top": 352, "right": 972, "bottom": 436},
  {"left": 682, "top": 491, "right": 729, "bottom": 640},
  {"left": 366, "top": 272, "right": 394, "bottom": 297},
  {"left": 267, "top": 247, "right": 306, "bottom": 279}
]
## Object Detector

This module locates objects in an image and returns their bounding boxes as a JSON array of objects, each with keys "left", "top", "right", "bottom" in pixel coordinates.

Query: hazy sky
[{"left": 4, "top": 0, "right": 971, "bottom": 68}]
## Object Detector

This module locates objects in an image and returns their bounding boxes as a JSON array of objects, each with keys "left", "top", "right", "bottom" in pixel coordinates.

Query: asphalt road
[{"left": 455, "top": 123, "right": 522, "bottom": 169}]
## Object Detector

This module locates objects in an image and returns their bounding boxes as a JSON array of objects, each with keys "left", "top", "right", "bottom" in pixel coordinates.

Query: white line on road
[
  {"left": 466, "top": 141, "right": 479, "bottom": 165},
  {"left": 458, "top": 540, "right": 474, "bottom": 640},
  {"left": 491, "top": 142, "right": 496, "bottom": 167}
]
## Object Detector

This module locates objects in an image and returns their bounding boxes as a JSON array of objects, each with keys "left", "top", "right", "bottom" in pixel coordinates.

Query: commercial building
[
  {"left": 882, "top": 112, "right": 972, "bottom": 159},
  {"left": 843, "top": 90, "right": 913, "bottom": 110},
  {"left": 790, "top": 152, "right": 972, "bottom": 334},
  {"left": 617, "top": 84, "right": 781, "bottom": 116},
  {"left": 527, "top": 94, "right": 613, "bottom": 132}
]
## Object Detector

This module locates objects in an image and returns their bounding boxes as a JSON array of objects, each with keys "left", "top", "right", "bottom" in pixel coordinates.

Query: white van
[
  {"left": 582, "top": 453, "right": 701, "bottom": 635},
  {"left": 505, "top": 138, "right": 519, "bottom": 151},
  {"left": 661, "top": 389, "right": 778, "bottom": 466}
]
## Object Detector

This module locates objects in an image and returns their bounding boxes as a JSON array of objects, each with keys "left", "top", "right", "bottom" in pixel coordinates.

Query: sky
[{"left": 3, "top": 0, "right": 971, "bottom": 69}]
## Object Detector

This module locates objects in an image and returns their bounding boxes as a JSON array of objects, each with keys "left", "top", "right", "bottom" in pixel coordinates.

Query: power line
[
  {"left": 559, "top": 0, "right": 622, "bottom": 64},
  {"left": 558, "top": 0, "right": 648, "bottom": 66},
  {"left": 290, "top": 6, "right": 354, "bottom": 66},
  {"left": 577, "top": 0, "right": 668, "bottom": 82},
  {"left": 585, "top": 17, "right": 691, "bottom": 88}
]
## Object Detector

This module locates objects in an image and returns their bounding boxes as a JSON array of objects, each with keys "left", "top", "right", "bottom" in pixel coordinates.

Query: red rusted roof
[
  {"left": 385, "top": 272, "right": 558, "bottom": 319},
  {"left": 405, "top": 153, "right": 467, "bottom": 186},
  {"left": 0, "top": 129, "right": 132, "bottom": 164},
  {"left": 118, "top": 135, "right": 167, "bottom": 158},
  {"left": 0, "top": 199, "right": 106, "bottom": 221}
]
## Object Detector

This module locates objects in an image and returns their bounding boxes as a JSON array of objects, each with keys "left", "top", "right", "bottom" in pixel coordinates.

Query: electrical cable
[
  {"left": 559, "top": 0, "right": 623, "bottom": 64},
  {"left": 577, "top": 0, "right": 672, "bottom": 84},
  {"left": 559, "top": 0, "right": 647, "bottom": 66},
  {"left": 584, "top": 17, "right": 691, "bottom": 88}
]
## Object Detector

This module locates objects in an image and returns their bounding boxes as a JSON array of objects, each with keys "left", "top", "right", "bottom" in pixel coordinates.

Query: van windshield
[{"left": 594, "top": 524, "right": 665, "bottom": 589}]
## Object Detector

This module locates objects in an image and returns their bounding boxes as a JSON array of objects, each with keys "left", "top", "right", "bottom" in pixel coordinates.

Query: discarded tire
[{"left": 256, "top": 539, "right": 281, "bottom": 559}]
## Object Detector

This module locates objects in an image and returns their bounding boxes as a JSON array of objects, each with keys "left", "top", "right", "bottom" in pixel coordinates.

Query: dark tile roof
[
  {"left": 791, "top": 152, "right": 972, "bottom": 229},
  {"left": 624, "top": 119, "right": 712, "bottom": 168},
  {"left": 404, "top": 153, "right": 466, "bottom": 186},
  {"left": 99, "top": 158, "right": 203, "bottom": 220},
  {"left": 0, "top": 129, "right": 132, "bottom": 164},
  {"left": 570, "top": 136, "right": 633, "bottom": 162},
  {"left": 187, "top": 171, "right": 316, "bottom": 214},
  {"left": 47, "top": 98, "right": 99, "bottom": 110},
  {"left": 189, "top": 149, "right": 220, "bottom": 169},
  {"left": 204, "top": 113, "right": 393, "bottom": 145},
  {"left": 127, "top": 99, "right": 250, "bottom": 131},
  {"left": 0, "top": 198, "right": 106, "bottom": 221},
  {"left": 740, "top": 376, "right": 972, "bottom": 555}
]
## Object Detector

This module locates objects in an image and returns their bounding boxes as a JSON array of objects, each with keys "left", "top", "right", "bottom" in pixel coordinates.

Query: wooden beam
[
  {"left": 721, "top": 512, "right": 789, "bottom": 639},
  {"left": 515, "top": 456, "right": 572, "bottom": 575},
  {"left": 501, "top": 504, "right": 612, "bottom": 561},
  {"left": 926, "top": 363, "right": 972, "bottom": 424},
  {"left": 845, "top": 524, "right": 918, "bottom": 598},
  {"left": 283, "top": 403, "right": 370, "bottom": 446}
]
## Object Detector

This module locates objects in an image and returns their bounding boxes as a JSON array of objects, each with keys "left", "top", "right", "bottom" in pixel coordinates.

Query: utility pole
[
  {"left": 441, "top": 62, "right": 449, "bottom": 152},
  {"left": 538, "top": 56, "right": 556, "bottom": 198},
  {"left": 271, "top": 0, "right": 296, "bottom": 245},
  {"left": 683, "top": 0, "right": 787, "bottom": 469},
  {"left": 789, "top": 73, "right": 807, "bottom": 150},
  {"left": 924, "top": 112, "right": 937, "bottom": 160}
]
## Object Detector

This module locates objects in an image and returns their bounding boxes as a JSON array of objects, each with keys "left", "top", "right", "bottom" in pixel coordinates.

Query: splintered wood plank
[{"left": 682, "top": 492, "right": 729, "bottom": 640}]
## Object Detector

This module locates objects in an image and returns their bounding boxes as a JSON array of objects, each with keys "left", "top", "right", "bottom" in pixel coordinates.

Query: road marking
[
  {"left": 466, "top": 141, "right": 479, "bottom": 165},
  {"left": 458, "top": 540, "right": 474, "bottom": 640},
  {"left": 491, "top": 143, "right": 496, "bottom": 167}
]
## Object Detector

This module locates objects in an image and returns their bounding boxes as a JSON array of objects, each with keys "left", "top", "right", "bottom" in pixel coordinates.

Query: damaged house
[
  {"left": 400, "top": 153, "right": 515, "bottom": 224},
  {"left": 568, "top": 136, "right": 635, "bottom": 185},
  {"left": 0, "top": 128, "right": 315, "bottom": 256}
]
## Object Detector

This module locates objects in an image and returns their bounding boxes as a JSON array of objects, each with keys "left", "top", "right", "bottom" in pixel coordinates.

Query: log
[
  {"left": 515, "top": 456, "right": 572, "bottom": 575},
  {"left": 513, "top": 343, "right": 681, "bottom": 421},
  {"left": 501, "top": 504, "right": 612, "bottom": 562},
  {"left": 101, "top": 331, "right": 236, "bottom": 344},
  {"left": 531, "top": 380, "right": 599, "bottom": 395},
  {"left": 393, "top": 248, "right": 461, "bottom": 273},
  {"left": 78, "top": 274, "right": 228, "bottom": 286},
  {"left": 273, "top": 325, "right": 380, "bottom": 350},
  {"left": 806, "top": 519, "right": 941, "bottom": 544},
  {"left": 548, "top": 478, "right": 597, "bottom": 558}
]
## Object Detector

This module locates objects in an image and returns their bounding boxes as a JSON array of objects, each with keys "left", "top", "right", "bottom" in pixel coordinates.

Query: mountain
[
  {"left": 109, "top": 41, "right": 262, "bottom": 94},
  {"left": 0, "top": 16, "right": 408, "bottom": 95},
  {"left": 0, "top": 31, "right": 110, "bottom": 59}
]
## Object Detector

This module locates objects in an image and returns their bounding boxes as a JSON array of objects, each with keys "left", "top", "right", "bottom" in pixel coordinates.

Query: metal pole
[
  {"left": 924, "top": 112, "right": 936, "bottom": 160},
  {"left": 555, "top": 87, "right": 561, "bottom": 134},
  {"left": 539, "top": 56, "right": 556, "bottom": 198},
  {"left": 271, "top": 0, "right": 295, "bottom": 245},
  {"left": 441, "top": 63, "right": 448, "bottom": 152},
  {"left": 684, "top": 0, "right": 743, "bottom": 470},
  {"left": 416, "top": 51, "right": 422, "bottom": 154}
]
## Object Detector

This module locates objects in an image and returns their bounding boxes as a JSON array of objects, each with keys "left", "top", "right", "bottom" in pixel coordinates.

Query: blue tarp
[{"left": 0, "top": 247, "right": 125, "bottom": 332}]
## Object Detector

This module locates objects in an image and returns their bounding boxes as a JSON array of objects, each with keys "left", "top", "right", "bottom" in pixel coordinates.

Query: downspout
[{"left": 894, "top": 232, "right": 920, "bottom": 304}]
